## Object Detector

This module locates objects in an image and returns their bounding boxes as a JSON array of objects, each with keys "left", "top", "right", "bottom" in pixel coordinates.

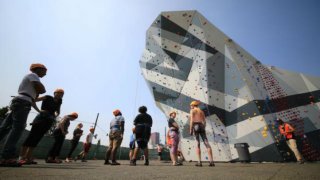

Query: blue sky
[{"left": 0, "top": 0, "right": 319, "bottom": 147}]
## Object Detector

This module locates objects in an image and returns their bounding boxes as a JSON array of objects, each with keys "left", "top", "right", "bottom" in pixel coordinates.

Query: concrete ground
[{"left": 0, "top": 160, "right": 319, "bottom": 180}]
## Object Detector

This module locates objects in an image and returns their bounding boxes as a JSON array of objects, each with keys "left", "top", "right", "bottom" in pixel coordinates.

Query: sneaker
[
  {"left": 298, "top": 160, "right": 305, "bottom": 164},
  {"left": 46, "top": 159, "right": 56, "bottom": 163},
  {"left": 0, "top": 159, "right": 23, "bottom": 167},
  {"left": 111, "top": 161, "right": 120, "bottom": 165},
  {"left": 31, "top": 161, "right": 38, "bottom": 165},
  {"left": 195, "top": 162, "right": 202, "bottom": 167},
  {"left": 209, "top": 161, "right": 215, "bottom": 167},
  {"left": 65, "top": 158, "right": 71, "bottom": 163},
  {"left": 130, "top": 160, "right": 136, "bottom": 166},
  {"left": 81, "top": 159, "right": 87, "bottom": 162},
  {"left": 173, "top": 162, "right": 182, "bottom": 166},
  {"left": 104, "top": 160, "right": 111, "bottom": 165},
  {"left": 144, "top": 160, "right": 149, "bottom": 166},
  {"left": 18, "top": 159, "right": 33, "bottom": 165}
]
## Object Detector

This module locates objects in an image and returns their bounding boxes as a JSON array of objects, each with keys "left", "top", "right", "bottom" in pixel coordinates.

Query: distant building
[{"left": 150, "top": 132, "right": 160, "bottom": 146}]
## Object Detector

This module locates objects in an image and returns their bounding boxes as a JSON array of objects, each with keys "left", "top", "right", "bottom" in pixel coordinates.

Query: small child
[{"left": 129, "top": 128, "right": 136, "bottom": 161}]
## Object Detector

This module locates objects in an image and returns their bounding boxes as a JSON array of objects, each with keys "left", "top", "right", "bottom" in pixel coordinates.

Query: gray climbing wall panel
[{"left": 140, "top": 10, "right": 320, "bottom": 162}]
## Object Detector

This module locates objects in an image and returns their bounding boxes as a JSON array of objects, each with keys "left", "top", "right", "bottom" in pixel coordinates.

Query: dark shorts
[
  {"left": 193, "top": 123, "right": 208, "bottom": 142},
  {"left": 83, "top": 143, "right": 91, "bottom": 153},
  {"left": 129, "top": 141, "right": 136, "bottom": 150},
  {"left": 135, "top": 125, "right": 151, "bottom": 149}
]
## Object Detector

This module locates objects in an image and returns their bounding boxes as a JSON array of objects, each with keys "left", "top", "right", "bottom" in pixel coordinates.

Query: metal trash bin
[{"left": 234, "top": 143, "right": 251, "bottom": 163}]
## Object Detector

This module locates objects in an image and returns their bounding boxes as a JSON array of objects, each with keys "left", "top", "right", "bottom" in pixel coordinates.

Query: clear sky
[{"left": 0, "top": 0, "right": 319, "bottom": 147}]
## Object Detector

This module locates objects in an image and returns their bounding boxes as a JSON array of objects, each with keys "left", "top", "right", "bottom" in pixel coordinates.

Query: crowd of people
[{"left": 0, "top": 63, "right": 304, "bottom": 167}]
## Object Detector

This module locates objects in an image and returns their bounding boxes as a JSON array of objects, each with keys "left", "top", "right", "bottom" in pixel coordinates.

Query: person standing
[
  {"left": 0, "top": 63, "right": 47, "bottom": 167},
  {"left": 167, "top": 111, "right": 182, "bottom": 166},
  {"left": 130, "top": 106, "right": 152, "bottom": 166},
  {"left": 128, "top": 128, "right": 136, "bottom": 161},
  {"left": 77, "top": 127, "right": 95, "bottom": 162},
  {"left": 46, "top": 112, "right": 78, "bottom": 163},
  {"left": 104, "top": 109, "right": 125, "bottom": 165},
  {"left": 189, "top": 101, "right": 215, "bottom": 167},
  {"left": 277, "top": 118, "right": 304, "bottom": 164},
  {"left": 19, "top": 88, "right": 64, "bottom": 164},
  {"left": 65, "top": 123, "right": 83, "bottom": 162}
]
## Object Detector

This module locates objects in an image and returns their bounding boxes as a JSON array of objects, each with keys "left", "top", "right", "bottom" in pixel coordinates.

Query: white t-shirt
[
  {"left": 87, "top": 132, "right": 94, "bottom": 143},
  {"left": 16, "top": 73, "right": 41, "bottom": 103}
]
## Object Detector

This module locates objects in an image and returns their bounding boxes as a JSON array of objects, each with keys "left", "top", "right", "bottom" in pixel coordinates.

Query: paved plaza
[{"left": 0, "top": 160, "right": 319, "bottom": 180}]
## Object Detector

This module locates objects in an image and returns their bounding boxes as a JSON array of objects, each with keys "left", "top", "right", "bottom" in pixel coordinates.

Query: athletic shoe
[
  {"left": 104, "top": 160, "right": 111, "bottom": 165},
  {"left": 0, "top": 159, "right": 23, "bottom": 167},
  {"left": 209, "top": 162, "right": 215, "bottom": 167},
  {"left": 144, "top": 159, "right": 149, "bottom": 166},
  {"left": 130, "top": 160, "right": 136, "bottom": 166},
  {"left": 195, "top": 162, "right": 202, "bottom": 167},
  {"left": 111, "top": 161, "right": 120, "bottom": 165}
]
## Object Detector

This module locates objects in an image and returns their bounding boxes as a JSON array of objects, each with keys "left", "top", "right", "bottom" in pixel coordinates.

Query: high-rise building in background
[{"left": 150, "top": 132, "right": 160, "bottom": 146}]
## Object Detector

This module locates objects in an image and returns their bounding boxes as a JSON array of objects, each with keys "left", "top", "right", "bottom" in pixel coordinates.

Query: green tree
[{"left": 0, "top": 106, "right": 9, "bottom": 123}]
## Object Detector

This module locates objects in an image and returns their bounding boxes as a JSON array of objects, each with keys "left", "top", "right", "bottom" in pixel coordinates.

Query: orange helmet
[
  {"left": 113, "top": 109, "right": 121, "bottom": 116},
  {"left": 30, "top": 63, "right": 47, "bottom": 71},
  {"left": 54, "top": 88, "right": 64, "bottom": 94},
  {"left": 190, "top": 101, "right": 200, "bottom": 106},
  {"left": 169, "top": 111, "right": 176, "bottom": 116},
  {"left": 69, "top": 112, "right": 78, "bottom": 118}
]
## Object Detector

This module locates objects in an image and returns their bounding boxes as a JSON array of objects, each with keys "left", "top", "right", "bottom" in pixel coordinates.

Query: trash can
[{"left": 234, "top": 143, "right": 251, "bottom": 163}]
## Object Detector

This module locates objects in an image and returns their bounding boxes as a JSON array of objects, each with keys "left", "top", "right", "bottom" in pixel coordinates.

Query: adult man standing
[
  {"left": 104, "top": 109, "right": 125, "bottom": 165},
  {"left": 0, "top": 63, "right": 47, "bottom": 167},
  {"left": 278, "top": 118, "right": 304, "bottom": 164},
  {"left": 189, "top": 101, "right": 215, "bottom": 167}
]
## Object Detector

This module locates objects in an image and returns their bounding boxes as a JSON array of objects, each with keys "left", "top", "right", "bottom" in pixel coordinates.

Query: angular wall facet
[{"left": 140, "top": 10, "right": 320, "bottom": 162}]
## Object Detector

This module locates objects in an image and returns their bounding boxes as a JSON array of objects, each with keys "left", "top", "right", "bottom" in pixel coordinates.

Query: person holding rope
[
  {"left": 46, "top": 112, "right": 78, "bottom": 163},
  {"left": 19, "top": 88, "right": 64, "bottom": 165},
  {"left": 189, "top": 101, "right": 215, "bottom": 167},
  {"left": 130, "top": 106, "right": 152, "bottom": 166},
  {"left": 104, "top": 109, "right": 125, "bottom": 165},
  {"left": 65, "top": 123, "right": 83, "bottom": 162},
  {"left": 76, "top": 127, "right": 95, "bottom": 162},
  {"left": 0, "top": 63, "right": 47, "bottom": 167}
]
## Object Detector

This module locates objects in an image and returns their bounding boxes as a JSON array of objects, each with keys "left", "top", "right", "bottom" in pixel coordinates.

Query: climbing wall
[{"left": 140, "top": 10, "right": 320, "bottom": 162}]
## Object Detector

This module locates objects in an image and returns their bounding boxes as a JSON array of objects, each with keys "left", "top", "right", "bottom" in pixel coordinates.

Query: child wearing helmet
[{"left": 76, "top": 127, "right": 95, "bottom": 162}]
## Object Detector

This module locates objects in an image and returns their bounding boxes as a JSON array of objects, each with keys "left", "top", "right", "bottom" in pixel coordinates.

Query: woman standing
[{"left": 167, "top": 111, "right": 182, "bottom": 166}]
